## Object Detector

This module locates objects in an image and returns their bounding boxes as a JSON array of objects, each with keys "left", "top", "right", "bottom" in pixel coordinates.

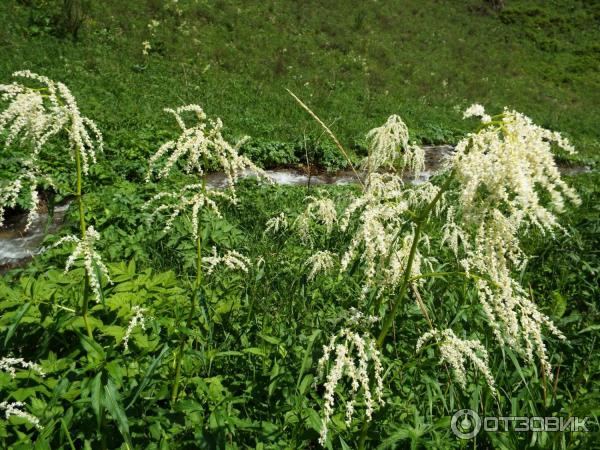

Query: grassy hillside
[
  {"left": 1, "top": 2, "right": 599, "bottom": 448},
  {"left": 1, "top": 0, "right": 599, "bottom": 165}
]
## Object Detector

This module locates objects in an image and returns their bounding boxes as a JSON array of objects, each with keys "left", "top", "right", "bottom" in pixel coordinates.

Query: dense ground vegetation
[{"left": 0, "top": 1, "right": 599, "bottom": 449}]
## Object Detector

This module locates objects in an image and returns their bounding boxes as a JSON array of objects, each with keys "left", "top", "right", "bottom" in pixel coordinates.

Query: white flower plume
[
  {"left": 264, "top": 212, "right": 289, "bottom": 234},
  {"left": 0, "top": 159, "right": 53, "bottom": 231},
  {"left": 0, "top": 401, "right": 42, "bottom": 430},
  {"left": 122, "top": 306, "right": 148, "bottom": 351},
  {"left": 0, "top": 357, "right": 45, "bottom": 378},
  {"left": 144, "top": 184, "right": 230, "bottom": 239},
  {"left": 295, "top": 196, "right": 338, "bottom": 244},
  {"left": 0, "top": 70, "right": 103, "bottom": 173},
  {"left": 338, "top": 174, "right": 437, "bottom": 297},
  {"left": 363, "top": 114, "right": 425, "bottom": 176},
  {"left": 463, "top": 103, "right": 491, "bottom": 123},
  {"left": 146, "top": 104, "right": 269, "bottom": 195},
  {"left": 305, "top": 250, "right": 336, "bottom": 281},
  {"left": 53, "top": 226, "right": 112, "bottom": 303},
  {"left": 417, "top": 328, "right": 496, "bottom": 394},
  {"left": 203, "top": 246, "right": 251, "bottom": 275},
  {"left": 316, "top": 325, "right": 384, "bottom": 446},
  {"left": 444, "top": 106, "right": 580, "bottom": 380}
]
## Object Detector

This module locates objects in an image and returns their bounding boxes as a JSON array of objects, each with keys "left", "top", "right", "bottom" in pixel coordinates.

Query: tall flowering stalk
[
  {"left": 289, "top": 94, "right": 579, "bottom": 446},
  {"left": 146, "top": 104, "right": 267, "bottom": 403},
  {"left": 0, "top": 71, "right": 106, "bottom": 338}
]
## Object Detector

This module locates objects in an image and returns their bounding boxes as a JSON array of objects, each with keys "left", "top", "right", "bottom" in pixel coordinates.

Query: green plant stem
[
  {"left": 376, "top": 171, "right": 453, "bottom": 348},
  {"left": 359, "top": 171, "right": 454, "bottom": 449},
  {"left": 75, "top": 148, "right": 93, "bottom": 338},
  {"left": 171, "top": 174, "right": 206, "bottom": 404}
]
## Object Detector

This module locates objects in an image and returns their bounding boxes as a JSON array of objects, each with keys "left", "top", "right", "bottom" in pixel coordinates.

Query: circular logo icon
[{"left": 451, "top": 409, "right": 481, "bottom": 439}]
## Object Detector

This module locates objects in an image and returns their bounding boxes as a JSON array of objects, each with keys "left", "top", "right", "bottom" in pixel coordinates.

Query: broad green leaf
[
  {"left": 126, "top": 344, "right": 170, "bottom": 410},
  {"left": 4, "top": 301, "right": 31, "bottom": 348},
  {"left": 90, "top": 372, "right": 104, "bottom": 431},
  {"left": 103, "top": 379, "right": 133, "bottom": 448},
  {"left": 242, "top": 347, "right": 266, "bottom": 357}
]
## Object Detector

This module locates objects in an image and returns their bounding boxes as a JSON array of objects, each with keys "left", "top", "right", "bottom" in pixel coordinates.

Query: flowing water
[
  {"left": 0, "top": 145, "right": 591, "bottom": 270},
  {"left": 0, "top": 203, "right": 70, "bottom": 271}
]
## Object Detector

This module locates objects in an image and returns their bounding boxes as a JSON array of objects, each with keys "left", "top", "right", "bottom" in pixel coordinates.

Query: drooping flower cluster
[
  {"left": 0, "top": 70, "right": 103, "bottom": 171},
  {"left": 146, "top": 104, "right": 267, "bottom": 195},
  {"left": 463, "top": 103, "right": 491, "bottom": 124},
  {"left": 122, "top": 306, "right": 148, "bottom": 351},
  {"left": 146, "top": 105, "right": 270, "bottom": 236},
  {"left": 0, "top": 401, "right": 42, "bottom": 430},
  {"left": 145, "top": 185, "right": 228, "bottom": 239},
  {"left": 53, "top": 226, "right": 112, "bottom": 303},
  {"left": 0, "top": 358, "right": 45, "bottom": 378},
  {"left": 443, "top": 105, "right": 580, "bottom": 379},
  {"left": 362, "top": 114, "right": 425, "bottom": 177},
  {"left": 0, "top": 71, "right": 102, "bottom": 230},
  {"left": 295, "top": 196, "right": 338, "bottom": 244},
  {"left": 203, "top": 246, "right": 250, "bottom": 275},
  {"left": 316, "top": 321, "right": 384, "bottom": 446},
  {"left": 305, "top": 250, "right": 336, "bottom": 280},
  {"left": 338, "top": 174, "right": 438, "bottom": 296},
  {"left": 0, "top": 159, "right": 54, "bottom": 231},
  {"left": 451, "top": 105, "right": 579, "bottom": 232},
  {"left": 264, "top": 212, "right": 289, "bottom": 234},
  {"left": 416, "top": 328, "right": 496, "bottom": 394}
]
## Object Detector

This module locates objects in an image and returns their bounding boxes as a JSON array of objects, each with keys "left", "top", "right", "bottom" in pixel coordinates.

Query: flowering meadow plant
[
  {"left": 285, "top": 99, "right": 581, "bottom": 446},
  {"left": 0, "top": 71, "right": 592, "bottom": 449},
  {"left": 0, "top": 72, "right": 108, "bottom": 337}
]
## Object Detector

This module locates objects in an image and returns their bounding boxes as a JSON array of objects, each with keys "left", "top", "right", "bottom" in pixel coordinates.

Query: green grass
[
  {"left": 1, "top": 171, "right": 598, "bottom": 448},
  {"left": 1, "top": 0, "right": 599, "bottom": 165},
  {"left": 1, "top": 1, "right": 599, "bottom": 448}
]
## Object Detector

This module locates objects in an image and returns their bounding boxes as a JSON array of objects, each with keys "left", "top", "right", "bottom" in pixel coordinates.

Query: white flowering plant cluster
[
  {"left": 145, "top": 104, "right": 267, "bottom": 403},
  {"left": 0, "top": 71, "right": 111, "bottom": 340},
  {"left": 278, "top": 102, "right": 580, "bottom": 445},
  {"left": 145, "top": 104, "right": 269, "bottom": 238},
  {"left": 0, "top": 70, "right": 102, "bottom": 230},
  {"left": 0, "top": 357, "right": 45, "bottom": 432},
  {"left": 315, "top": 311, "right": 384, "bottom": 445}
]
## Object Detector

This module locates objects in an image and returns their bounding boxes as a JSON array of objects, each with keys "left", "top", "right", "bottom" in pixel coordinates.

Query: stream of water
[{"left": 0, "top": 145, "right": 591, "bottom": 270}]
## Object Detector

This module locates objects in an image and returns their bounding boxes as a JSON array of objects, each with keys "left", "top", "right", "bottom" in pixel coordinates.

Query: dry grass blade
[{"left": 286, "top": 89, "right": 365, "bottom": 189}]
